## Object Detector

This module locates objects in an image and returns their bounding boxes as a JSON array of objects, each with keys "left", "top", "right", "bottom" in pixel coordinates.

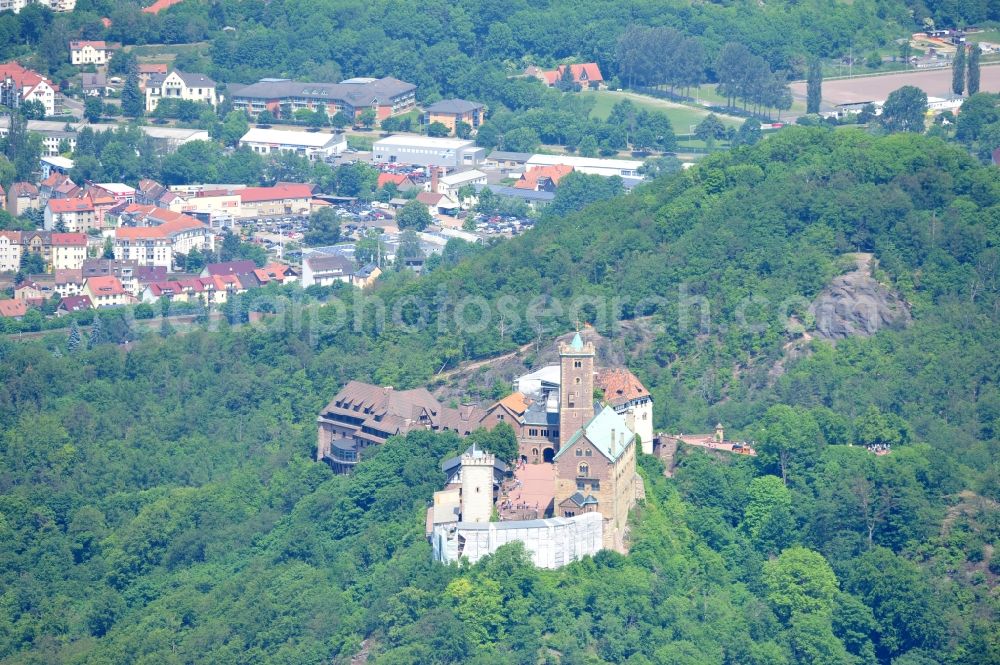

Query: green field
[{"left": 584, "top": 90, "right": 742, "bottom": 132}]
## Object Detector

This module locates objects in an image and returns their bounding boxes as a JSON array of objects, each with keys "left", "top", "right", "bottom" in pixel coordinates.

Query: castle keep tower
[
  {"left": 559, "top": 332, "right": 595, "bottom": 446},
  {"left": 460, "top": 445, "right": 495, "bottom": 523}
]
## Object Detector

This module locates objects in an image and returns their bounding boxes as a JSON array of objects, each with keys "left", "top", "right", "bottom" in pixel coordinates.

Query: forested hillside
[{"left": 0, "top": 127, "right": 997, "bottom": 663}]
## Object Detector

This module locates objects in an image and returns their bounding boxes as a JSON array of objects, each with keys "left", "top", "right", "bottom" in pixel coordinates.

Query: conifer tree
[
  {"left": 121, "top": 63, "right": 143, "bottom": 118},
  {"left": 806, "top": 59, "right": 822, "bottom": 114},
  {"left": 952, "top": 45, "right": 966, "bottom": 96},
  {"left": 67, "top": 321, "right": 81, "bottom": 353},
  {"left": 88, "top": 315, "right": 106, "bottom": 349},
  {"left": 968, "top": 45, "right": 981, "bottom": 95}
]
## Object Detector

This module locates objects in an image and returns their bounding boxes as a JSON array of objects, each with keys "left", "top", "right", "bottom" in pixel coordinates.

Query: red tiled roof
[
  {"left": 0, "top": 61, "right": 48, "bottom": 89},
  {"left": 0, "top": 231, "right": 22, "bottom": 242},
  {"left": 116, "top": 206, "right": 208, "bottom": 239},
  {"left": 138, "top": 64, "right": 168, "bottom": 74},
  {"left": 70, "top": 41, "right": 119, "bottom": 50},
  {"left": 514, "top": 164, "right": 573, "bottom": 190},
  {"left": 51, "top": 233, "right": 88, "bottom": 246},
  {"left": 85, "top": 275, "right": 127, "bottom": 297},
  {"left": 0, "top": 300, "right": 28, "bottom": 318},
  {"left": 48, "top": 197, "right": 94, "bottom": 214},
  {"left": 9, "top": 182, "right": 38, "bottom": 197},
  {"left": 239, "top": 184, "right": 314, "bottom": 203},
  {"left": 100, "top": 17, "right": 112, "bottom": 28},
  {"left": 377, "top": 173, "right": 413, "bottom": 188},
  {"left": 595, "top": 368, "right": 650, "bottom": 407}
]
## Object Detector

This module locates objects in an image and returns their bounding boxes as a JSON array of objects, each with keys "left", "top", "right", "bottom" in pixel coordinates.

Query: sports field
[
  {"left": 584, "top": 90, "right": 742, "bottom": 132},
  {"left": 789, "top": 63, "right": 1000, "bottom": 108}
]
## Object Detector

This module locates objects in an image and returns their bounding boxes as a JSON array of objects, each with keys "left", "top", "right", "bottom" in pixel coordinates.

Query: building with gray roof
[{"left": 231, "top": 76, "right": 416, "bottom": 122}]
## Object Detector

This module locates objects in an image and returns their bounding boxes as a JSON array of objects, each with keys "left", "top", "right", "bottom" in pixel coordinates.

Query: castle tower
[
  {"left": 460, "top": 445, "right": 495, "bottom": 523},
  {"left": 559, "top": 332, "right": 595, "bottom": 447}
]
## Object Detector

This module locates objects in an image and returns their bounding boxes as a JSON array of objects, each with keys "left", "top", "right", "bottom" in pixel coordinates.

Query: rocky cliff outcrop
[{"left": 809, "top": 253, "right": 911, "bottom": 341}]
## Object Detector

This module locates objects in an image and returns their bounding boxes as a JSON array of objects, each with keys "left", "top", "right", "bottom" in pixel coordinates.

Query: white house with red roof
[
  {"left": 49, "top": 233, "right": 88, "bottom": 270},
  {"left": 44, "top": 197, "right": 96, "bottom": 233},
  {"left": 82, "top": 275, "right": 133, "bottom": 308},
  {"left": 69, "top": 41, "right": 120, "bottom": 66},
  {"left": 0, "top": 231, "right": 22, "bottom": 273},
  {"left": 0, "top": 61, "right": 57, "bottom": 116}
]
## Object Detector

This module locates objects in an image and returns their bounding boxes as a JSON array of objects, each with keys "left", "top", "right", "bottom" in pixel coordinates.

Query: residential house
[
  {"left": 6, "top": 182, "right": 40, "bottom": 216},
  {"left": 57, "top": 295, "right": 93, "bottom": 314},
  {"left": 82, "top": 275, "right": 132, "bottom": 308},
  {"left": 316, "top": 380, "right": 484, "bottom": 473},
  {"left": 54, "top": 268, "right": 84, "bottom": 296},
  {"left": 377, "top": 173, "right": 418, "bottom": 192},
  {"left": 529, "top": 63, "right": 605, "bottom": 90},
  {"left": 114, "top": 205, "right": 214, "bottom": 268},
  {"left": 238, "top": 183, "right": 314, "bottom": 218},
  {"left": 49, "top": 233, "right": 88, "bottom": 270},
  {"left": 1, "top": 0, "right": 76, "bottom": 12},
  {"left": 145, "top": 71, "right": 219, "bottom": 113},
  {"left": 514, "top": 164, "right": 573, "bottom": 192},
  {"left": 82, "top": 258, "right": 167, "bottom": 297},
  {"left": 69, "top": 41, "right": 120, "bottom": 66},
  {"left": 137, "top": 63, "right": 168, "bottom": 89},
  {"left": 249, "top": 261, "right": 299, "bottom": 287},
  {"left": 141, "top": 275, "right": 243, "bottom": 305},
  {"left": 0, "top": 299, "right": 28, "bottom": 319},
  {"left": 0, "top": 231, "right": 22, "bottom": 273},
  {"left": 80, "top": 72, "right": 114, "bottom": 97},
  {"left": 14, "top": 281, "right": 47, "bottom": 306},
  {"left": 301, "top": 254, "right": 354, "bottom": 287},
  {"left": 45, "top": 197, "right": 96, "bottom": 233},
  {"left": 202, "top": 260, "right": 257, "bottom": 279},
  {"left": 89, "top": 183, "right": 136, "bottom": 206},
  {"left": 231, "top": 77, "right": 416, "bottom": 122},
  {"left": 39, "top": 173, "right": 79, "bottom": 202},
  {"left": 423, "top": 99, "right": 485, "bottom": 134},
  {"left": 239, "top": 128, "right": 347, "bottom": 161},
  {"left": 0, "top": 61, "right": 57, "bottom": 116},
  {"left": 352, "top": 263, "right": 381, "bottom": 288}
]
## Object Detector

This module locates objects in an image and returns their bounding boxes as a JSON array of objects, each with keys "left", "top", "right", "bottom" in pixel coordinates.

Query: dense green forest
[{"left": 0, "top": 127, "right": 998, "bottom": 663}]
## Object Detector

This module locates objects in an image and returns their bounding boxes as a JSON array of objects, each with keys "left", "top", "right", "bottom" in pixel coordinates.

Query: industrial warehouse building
[
  {"left": 372, "top": 134, "right": 486, "bottom": 169},
  {"left": 239, "top": 128, "right": 347, "bottom": 161}
]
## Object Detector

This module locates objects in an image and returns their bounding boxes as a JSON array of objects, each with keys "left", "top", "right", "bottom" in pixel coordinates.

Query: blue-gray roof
[
  {"left": 474, "top": 184, "right": 555, "bottom": 203},
  {"left": 425, "top": 99, "right": 484, "bottom": 114},
  {"left": 554, "top": 406, "right": 635, "bottom": 463}
]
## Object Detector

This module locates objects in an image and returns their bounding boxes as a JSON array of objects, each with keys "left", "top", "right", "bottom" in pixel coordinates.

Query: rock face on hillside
[{"left": 809, "top": 254, "right": 911, "bottom": 340}]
